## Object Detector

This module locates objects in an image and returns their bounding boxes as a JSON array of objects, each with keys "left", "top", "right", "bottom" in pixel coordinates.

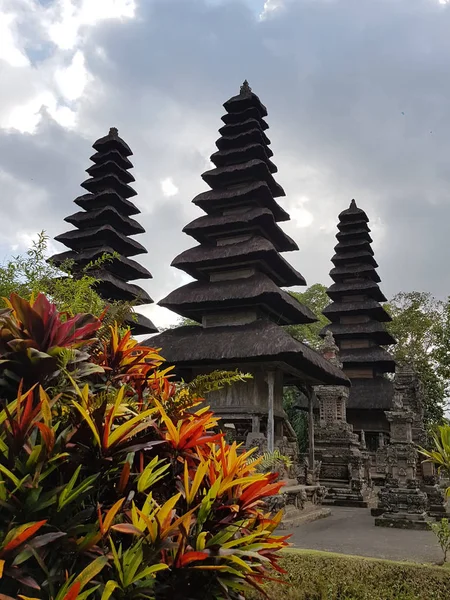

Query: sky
[{"left": 1, "top": 0, "right": 450, "bottom": 329}]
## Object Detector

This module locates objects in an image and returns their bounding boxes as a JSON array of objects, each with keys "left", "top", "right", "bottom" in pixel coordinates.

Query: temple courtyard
[{"left": 288, "top": 507, "right": 442, "bottom": 563}]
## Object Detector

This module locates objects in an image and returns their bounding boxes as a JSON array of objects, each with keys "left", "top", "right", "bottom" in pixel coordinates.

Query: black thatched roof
[
  {"left": 182, "top": 207, "right": 297, "bottom": 252},
  {"left": 210, "top": 143, "right": 275, "bottom": 170},
  {"left": 126, "top": 312, "right": 157, "bottom": 336},
  {"left": 159, "top": 272, "right": 316, "bottom": 325},
  {"left": 323, "top": 299, "right": 392, "bottom": 322},
  {"left": 323, "top": 199, "right": 396, "bottom": 378},
  {"left": 171, "top": 235, "right": 306, "bottom": 287},
  {"left": 146, "top": 319, "right": 349, "bottom": 387},
  {"left": 65, "top": 206, "right": 145, "bottom": 236},
  {"left": 218, "top": 118, "right": 269, "bottom": 137},
  {"left": 192, "top": 181, "right": 289, "bottom": 222},
  {"left": 320, "top": 321, "right": 396, "bottom": 345},
  {"left": 347, "top": 377, "right": 394, "bottom": 410},
  {"left": 51, "top": 127, "right": 156, "bottom": 335},
  {"left": 202, "top": 159, "right": 284, "bottom": 197}
]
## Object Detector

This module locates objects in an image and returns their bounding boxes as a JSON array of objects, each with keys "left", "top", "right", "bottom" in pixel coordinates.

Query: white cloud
[
  {"left": 47, "top": 0, "right": 136, "bottom": 50},
  {"left": 0, "top": 12, "right": 30, "bottom": 67},
  {"left": 260, "top": 0, "right": 285, "bottom": 19},
  {"left": 290, "top": 197, "right": 314, "bottom": 229},
  {"left": 160, "top": 177, "right": 179, "bottom": 197},
  {"left": 54, "top": 50, "right": 90, "bottom": 102}
]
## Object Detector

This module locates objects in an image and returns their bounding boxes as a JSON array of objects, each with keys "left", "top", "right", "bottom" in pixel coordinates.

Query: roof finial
[
  {"left": 350, "top": 198, "right": 357, "bottom": 209},
  {"left": 240, "top": 80, "right": 252, "bottom": 96},
  {"left": 109, "top": 127, "right": 119, "bottom": 137}
]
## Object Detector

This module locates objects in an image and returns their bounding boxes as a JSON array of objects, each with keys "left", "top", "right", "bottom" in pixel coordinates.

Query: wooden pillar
[
  {"left": 308, "top": 386, "right": 315, "bottom": 469},
  {"left": 267, "top": 371, "right": 275, "bottom": 452},
  {"left": 251, "top": 414, "right": 260, "bottom": 434}
]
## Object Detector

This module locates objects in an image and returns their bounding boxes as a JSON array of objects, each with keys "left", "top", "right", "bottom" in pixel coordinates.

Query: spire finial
[
  {"left": 240, "top": 80, "right": 252, "bottom": 96},
  {"left": 109, "top": 127, "right": 119, "bottom": 137},
  {"left": 350, "top": 199, "right": 357, "bottom": 209}
]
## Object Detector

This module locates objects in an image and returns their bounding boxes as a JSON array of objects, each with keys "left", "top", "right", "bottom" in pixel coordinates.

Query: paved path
[{"left": 287, "top": 507, "right": 442, "bottom": 564}]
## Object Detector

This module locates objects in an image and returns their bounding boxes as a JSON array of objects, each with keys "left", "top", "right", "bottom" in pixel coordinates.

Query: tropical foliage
[
  {"left": 419, "top": 424, "right": 450, "bottom": 498},
  {"left": 0, "top": 293, "right": 288, "bottom": 599}
]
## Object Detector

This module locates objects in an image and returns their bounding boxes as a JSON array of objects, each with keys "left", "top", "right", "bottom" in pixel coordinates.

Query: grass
[{"left": 248, "top": 549, "right": 450, "bottom": 600}]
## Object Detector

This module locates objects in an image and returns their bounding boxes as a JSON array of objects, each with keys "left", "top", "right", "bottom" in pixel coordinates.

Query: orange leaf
[
  {"left": 178, "top": 551, "right": 209, "bottom": 567},
  {"left": 2, "top": 520, "right": 47, "bottom": 555},
  {"left": 118, "top": 462, "right": 130, "bottom": 494}
]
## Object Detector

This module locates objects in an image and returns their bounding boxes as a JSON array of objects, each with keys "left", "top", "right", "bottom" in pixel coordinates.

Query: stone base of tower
[{"left": 374, "top": 482, "right": 431, "bottom": 530}]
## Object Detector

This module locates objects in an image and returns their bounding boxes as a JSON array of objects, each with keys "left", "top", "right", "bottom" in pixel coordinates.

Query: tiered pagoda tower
[
  {"left": 321, "top": 200, "right": 396, "bottom": 451},
  {"left": 146, "top": 82, "right": 349, "bottom": 448},
  {"left": 51, "top": 128, "right": 157, "bottom": 335}
]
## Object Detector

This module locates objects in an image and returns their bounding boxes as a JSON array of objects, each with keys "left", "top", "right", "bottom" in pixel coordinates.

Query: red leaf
[
  {"left": 178, "top": 551, "right": 209, "bottom": 567},
  {"left": 63, "top": 582, "right": 81, "bottom": 600}
]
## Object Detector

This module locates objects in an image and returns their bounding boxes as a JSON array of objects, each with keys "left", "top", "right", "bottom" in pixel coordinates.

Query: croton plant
[{"left": 0, "top": 294, "right": 288, "bottom": 599}]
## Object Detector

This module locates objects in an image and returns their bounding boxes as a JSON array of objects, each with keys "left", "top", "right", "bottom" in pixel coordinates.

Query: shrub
[
  {"left": 430, "top": 518, "right": 450, "bottom": 563},
  {"left": 0, "top": 294, "right": 288, "bottom": 599},
  {"left": 248, "top": 550, "right": 450, "bottom": 600}
]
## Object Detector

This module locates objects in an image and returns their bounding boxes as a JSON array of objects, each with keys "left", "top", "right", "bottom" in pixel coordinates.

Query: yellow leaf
[
  {"left": 0, "top": 559, "right": 4, "bottom": 577},
  {"left": 108, "top": 408, "right": 157, "bottom": 447},
  {"left": 71, "top": 401, "right": 101, "bottom": 447},
  {"left": 102, "top": 498, "right": 125, "bottom": 533}
]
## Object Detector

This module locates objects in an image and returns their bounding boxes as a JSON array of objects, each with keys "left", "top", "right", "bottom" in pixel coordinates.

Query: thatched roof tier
[
  {"left": 65, "top": 206, "right": 145, "bottom": 236},
  {"left": 127, "top": 312, "right": 157, "bottom": 336},
  {"left": 334, "top": 237, "right": 372, "bottom": 251},
  {"left": 320, "top": 321, "right": 396, "bottom": 345},
  {"left": 183, "top": 207, "right": 297, "bottom": 252},
  {"left": 54, "top": 224, "right": 147, "bottom": 257},
  {"left": 215, "top": 128, "right": 271, "bottom": 152},
  {"left": 221, "top": 106, "right": 268, "bottom": 126},
  {"left": 92, "top": 127, "right": 132, "bottom": 156},
  {"left": 340, "top": 346, "right": 396, "bottom": 372},
  {"left": 218, "top": 118, "right": 267, "bottom": 138},
  {"left": 201, "top": 159, "right": 284, "bottom": 197},
  {"left": 51, "top": 247, "right": 151, "bottom": 280},
  {"left": 323, "top": 299, "right": 391, "bottom": 322},
  {"left": 192, "top": 181, "right": 289, "bottom": 221},
  {"left": 146, "top": 319, "right": 350, "bottom": 387},
  {"left": 347, "top": 377, "right": 394, "bottom": 409},
  {"left": 223, "top": 84, "right": 268, "bottom": 117},
  {"left": 89, "top": 149, "right": 133, "bottom": 170},
  {"left": 331, "top": 250, "right": 377, "bottom": 267},
  {"left": 86, "top": 160, "right": 135, "bottom": 184},
  {"left": 81, "top": 174, "right": 137, "bottom": 199},
  {"left": 338, "top": 199, "right": 369, "bottom": 222},
  {"left": 171, "top": 235, "right": 306, "bottom": 286},
  {"left": 326, "top": 280, "right": 387, "bottom": 302},
  {"left": 336, "top": 227, "right": 372, "bottom": 242},
  {"left": 330, "top": 263, "right": 381, "bottom": 283},
  {"left": 159, "top": 272, "right": 316, "bottom": 325},
  {"left": 74, "top": 191, "right": 140, "bottom": 216},
  {"left": 210, "top": 143, "right": 275, "bottom": 170},
  {"left": 91, "top": 270, "right": 152, "bottom": 305}
]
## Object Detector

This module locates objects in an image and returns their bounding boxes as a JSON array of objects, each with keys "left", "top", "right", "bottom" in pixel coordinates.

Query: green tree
[
  {"left": 385, "top": 291, "right": 448, "bottom": 426},
  {"left": 283, "top": 387, "right": 309, "bottom": 454},
  {"left": 286, "top": 283, "right": 330, "bottom": 349}
]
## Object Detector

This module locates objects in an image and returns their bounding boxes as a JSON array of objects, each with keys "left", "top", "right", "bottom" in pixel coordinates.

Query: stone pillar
[
  {"left": 314, "top": 332, "right": 370, "bottom": 507},
  {"left": 374, "top": 387, "right": 430, "bottom": 529},
  {"left": 267, "top": 371, "right": 275, "bottom": 452}
]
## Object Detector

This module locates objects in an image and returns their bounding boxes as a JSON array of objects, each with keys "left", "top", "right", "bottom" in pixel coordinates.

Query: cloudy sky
[{"left": 1, "top": 0, "right": 450, "bottom": 328}]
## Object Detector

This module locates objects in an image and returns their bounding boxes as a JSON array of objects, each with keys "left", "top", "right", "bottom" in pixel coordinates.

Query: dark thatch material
[
  {"left": 210, "top": 143, "right": 275, "bottom": 171},
  {"left": 89, "top": 149, "right": 133, "bottom": 170},
  {"left": 202, "top": 158, "right": 284, "bottom": 197},
  {"left": 192, "top": 181, "right": 289, "bottom": 222},
  {"left": 326, "top": 280, "right": 387, "bottom": 302},
  {"left": 91, "top": 270, "right": 152, "bottom": 305},
  {"left": 182, "top": 207, "right": 297, "bottom": 252},
  {"left": 92, "top": 128, "right": 132, "bottom": 155},
  {"left": 126, "top": 312, "right": 157, "bottom": 336},
  {"left": 334, "top": 237, "right": 372, "bottom": 251},
  {"left": 330, "top": 263, "right": 381, "bottom": 283},
  {"left": 51, "top": 246, "right": 151, "bottom": 280},
  {"left": 223, "top": 88, "right": 268, "bottom": 116},
  {"left": 65, "top": 207, "right": 144, "bottom": 236},
  {"left": 347, "top": 377, "right": 394, "bottom": 410},
  {"left": 338, "top": 199, "right": 369, "bottom": 222},
  {"left": 81, "top": 174, "right": 137, "bottom": 199},
  {"left": 216, "top": 128, "right": 271, "bottom": 152},
  {"left": 321, "top": 321, "right": 396, "bottom": 345},
  {"left": 338, "top": 218, "right": 371, "bottom": 231},
  {"left": 74, "top": 191, "right": 140, "bottom": 216},
  {"left": 159, "top": 272, "right": 316, "bottom": 325},
  {"left": 221, "top": 105, "right": 267, "bottom": 125},
  {"left": 336, "top": 228, "right": 372, "bottom": 241},
  {"left": 218, "top": 118, "right": 266, "bottom": 138},
  {"left": 171, "top": 235, "right": 306, "bottom": 287},
  {"left": 86, "top": 160, "right": 135, "bottom": 184},
  {"left": 51, "top": 127, "right": 156, "bottom": 335},
  {"left": 331, "top": 250, "right": 377, "bottom": 267},
  {"left": 340, "top": 346, "right": 395, "bottom": 371},
  {"left": 323, "top": 299, "right": 391, "bottom": 322},
  {"left": 146, "top": 319, "right": 350, "bottom": 387},
  {"left": 55, "top": 224, "right": 147, "bottom": 257}
]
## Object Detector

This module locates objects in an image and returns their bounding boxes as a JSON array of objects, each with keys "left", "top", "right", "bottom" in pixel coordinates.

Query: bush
[
  {"left": 0, "top": 294, "right": 288, "bottom": 599},
  {"left": 430, "top": 518, "right": 450, "bottom": 563},
  {"left": 248, "top": 550, "right": 450, "bottom": 600}
]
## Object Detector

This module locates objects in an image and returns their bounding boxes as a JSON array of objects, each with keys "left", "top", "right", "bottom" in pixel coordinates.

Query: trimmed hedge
[{"left": 248, "top": 550, "right": 450, "bottom": 600}]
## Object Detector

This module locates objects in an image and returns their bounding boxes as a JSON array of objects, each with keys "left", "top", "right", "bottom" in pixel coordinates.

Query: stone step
[{"left": 323, "top": 498, "right": 368, "bottom": 508}]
